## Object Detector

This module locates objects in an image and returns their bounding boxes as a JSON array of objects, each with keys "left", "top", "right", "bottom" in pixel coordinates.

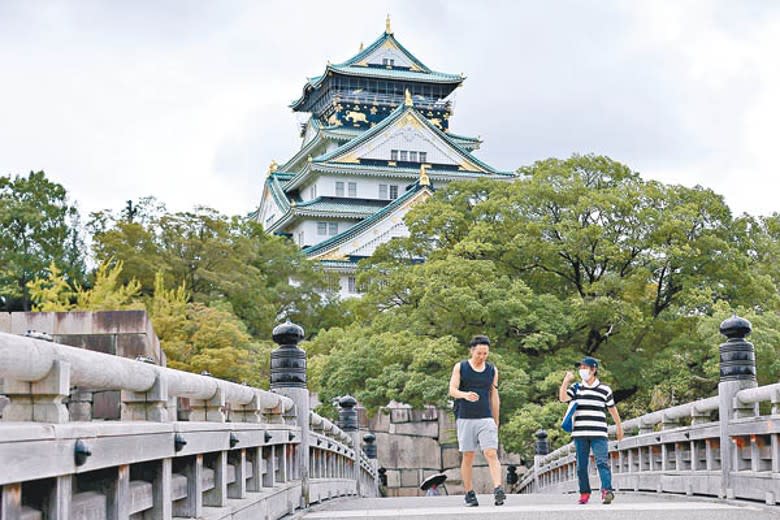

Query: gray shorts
[{"left": 456, "top": 417, "right": 499, "bottom": 452}]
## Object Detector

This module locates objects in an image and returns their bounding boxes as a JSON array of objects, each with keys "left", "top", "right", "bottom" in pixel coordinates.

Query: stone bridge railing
[
  {"left": 0, "top": 319, "right": 378, "bottom": 520},
  {"left": 517, "top": 315, "right": 780, "bottom": 506}
]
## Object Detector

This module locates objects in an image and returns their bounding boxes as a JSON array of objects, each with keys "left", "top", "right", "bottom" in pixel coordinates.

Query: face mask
[{"left": 579, "top": 368, "right": 591, "bottom": 381}]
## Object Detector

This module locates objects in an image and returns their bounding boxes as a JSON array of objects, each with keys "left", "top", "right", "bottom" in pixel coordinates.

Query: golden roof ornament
[
  {"left": 359, "top": 42, "right": 364, "bottom": 51},
  {"left": 419, "top": 163, "right": 430, "bottom": 187},
  {"left": 267, "top": 160, "right": 278, "bottom": 175},
  {"left": 385, "top": 14, "right": 392, "bottom": 34},
  {"left": 307, "top": 155, "right": 313, "bottom": 163},
  {"left": 404, "top": 88, "right": 413, "bottom": 107}
]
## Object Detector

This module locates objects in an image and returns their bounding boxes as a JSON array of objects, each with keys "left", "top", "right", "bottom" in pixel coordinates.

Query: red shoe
[{"left": 578, "top": 492, "right": 590, "bottom": 504}]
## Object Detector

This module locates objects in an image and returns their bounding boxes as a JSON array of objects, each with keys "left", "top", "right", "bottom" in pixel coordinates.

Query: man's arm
[
  {"left": 449, "top": 362, "right": 478, "bottom": 402},
  {"left": 609, "top": 406, "right": 624, "bottom": 441},
  {"left": 490, "top": 367, "right": 500, "bottom": 427}
]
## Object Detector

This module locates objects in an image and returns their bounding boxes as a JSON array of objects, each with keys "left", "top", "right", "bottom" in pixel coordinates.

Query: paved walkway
[{"left": 300, "top": 493, "right": 779, "bottom": 519}]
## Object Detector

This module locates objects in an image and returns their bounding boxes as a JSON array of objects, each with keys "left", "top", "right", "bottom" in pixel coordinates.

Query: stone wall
[
  {"left": 0, "top": 311, "right": 164, "bottom": 419},
  {"left": 369, "top": 402, "right": 523, "bottom": 496}
]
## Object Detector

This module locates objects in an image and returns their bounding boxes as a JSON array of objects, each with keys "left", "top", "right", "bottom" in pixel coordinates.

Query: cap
[{"left": 574, "top": 356, "right": 599, "bottom": 369}]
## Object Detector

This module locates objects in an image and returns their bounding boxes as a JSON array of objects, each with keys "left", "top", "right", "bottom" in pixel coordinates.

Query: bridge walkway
[{"left": 300, "top": 493, "right": 779, "bottom": 520}]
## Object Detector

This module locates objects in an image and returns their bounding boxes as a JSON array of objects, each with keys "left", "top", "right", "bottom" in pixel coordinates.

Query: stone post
[
  {"left": 338, "top": 395, "right": 360, "bottom": 495},
  {"left": 269, "top": 320, "right": 310, "bottom": 507},
  {"left": 533, "top": 429, "right": 549, "bottom": 492},
  {"left": 717, "top": 314, "right": 757, "bottom": 499},
  {"left": 363, "top": 433, "right": 378, "bottom": 496}
]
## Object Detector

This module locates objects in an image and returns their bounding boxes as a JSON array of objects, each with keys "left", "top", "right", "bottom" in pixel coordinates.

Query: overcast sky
[{"left": 1, "top": 1, "right": 778, "bottom": 218}]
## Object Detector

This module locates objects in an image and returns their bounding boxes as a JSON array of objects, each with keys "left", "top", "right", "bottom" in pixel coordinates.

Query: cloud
[{"left": 0, "top": 1, "right": 777, "bottom": 217}]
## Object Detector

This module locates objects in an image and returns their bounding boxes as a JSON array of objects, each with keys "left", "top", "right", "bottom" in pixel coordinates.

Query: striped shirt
[{"left": 566, "top": 379, "right": 615, "bottom": 438}]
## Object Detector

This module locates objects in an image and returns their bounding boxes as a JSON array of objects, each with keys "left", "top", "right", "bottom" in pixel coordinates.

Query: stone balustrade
[
  {"left": 517, "top": 315, "right": 780, "bottom": 506},
  {"left": 0, "top": 317, "right": 378, "bottom": 520}
]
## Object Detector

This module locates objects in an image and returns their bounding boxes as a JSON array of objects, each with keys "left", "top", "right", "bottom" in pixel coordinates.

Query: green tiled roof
[
  {"left": 338, "top": 31, "right": 432, "bottom": 72},
  {"left": 330, "top": 64, "right": 462, "bottom": 83},
  {"left": 290, "top": 31, "right": 463, "bottom": 110},
  {"left": 302, "top": 182, "right": 430, "bottom": 258},
  {"left": 268, "top": 174, "right": 291, "bottom": 211},
  {"left": 296, "top": 196, "right": 388, "bottom": 216}
]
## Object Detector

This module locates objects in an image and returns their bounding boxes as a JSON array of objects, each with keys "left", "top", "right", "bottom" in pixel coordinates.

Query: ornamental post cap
[
  {"left": 535, "top": 429, "right": 548, "bottom": 439},
  {"left": 339, "top": 395, "right": 358, "bottom": 408},
  {"left": 719, "top": 314, "right": 752, "bottom": 339},
  {"left": 363, "top": 433, "right": 376, "bottom": 443},
  {"left": 385, "top": 14, "right": 392, "bottom": 34},
  {"left": 272, "top": 320, "right": 304, "bottom": 345}
]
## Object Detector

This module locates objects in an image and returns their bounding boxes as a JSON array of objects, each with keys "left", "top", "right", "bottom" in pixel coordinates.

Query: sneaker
[
  {"left": 601, "top": 489, "right": 614, "bottom": 504},
  {"left": 493, "top": 486, "right": 506, "bottom": 506},
  {"left": 578, "top": 492, "right": 590, "bottom": 505},
  {"left": 464, "top": 490, "right": 479, "bottom": 507}
]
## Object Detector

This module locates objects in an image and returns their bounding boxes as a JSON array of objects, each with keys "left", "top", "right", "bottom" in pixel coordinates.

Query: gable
[
  {"left": 307, "top": 187, "right": 432, "bottom": 260},
  {"left": 353, "top": 39, "right": 421, "bottom": 71},
  {"left": 331, "top": 110, "right": 487, "bottom": 173}
]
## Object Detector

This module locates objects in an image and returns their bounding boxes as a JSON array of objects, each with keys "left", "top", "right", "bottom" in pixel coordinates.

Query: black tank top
[{"left": 455, "top": 360, "right": 495, "bottom": 419}]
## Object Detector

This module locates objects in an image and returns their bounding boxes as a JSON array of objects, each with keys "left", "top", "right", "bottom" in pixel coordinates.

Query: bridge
[{"left": 0, "top": 312, "right": 778, "bottom": 519}]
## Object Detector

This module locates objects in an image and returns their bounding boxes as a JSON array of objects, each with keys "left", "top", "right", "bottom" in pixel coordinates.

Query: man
[
  {"left": 559, "top": 356, "right": 624, "bottom": 505},
  {"left": 448, "top": 335, "right": 505, "bottom": 507}
]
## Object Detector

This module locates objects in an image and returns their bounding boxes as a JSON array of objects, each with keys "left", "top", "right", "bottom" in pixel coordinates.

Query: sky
[{"left": 1, "top": 1, "right": 779, "bottom": 218}]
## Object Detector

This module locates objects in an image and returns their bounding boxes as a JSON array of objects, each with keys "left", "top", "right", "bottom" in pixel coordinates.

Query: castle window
[
  {"left": 419, "top": 151, "right": 427, "bottom": 163},
  {"left": 309, "top": 184, "right": 317, "bottom": 199},
  {"left": 328, "top": 222, "right": 339, "bottom": 236},
  {"left": 409, "top": 151, "right": 418, "bottom": 162},
  {"left": 317, "top": 222, "right": 327, "bottom": 235},
  {"left": 297, "top": 231, "right": 304, "bottom": 246},
  {"left": 389, "top": 185, "right": 399, "bottom": 199},
  {"left": 379, "top": 184, "right": 388, "bottom": 199},
  {"left": 391, "top": 149, "right": 398, "bottom": 161},
  {"left": 382, "top": 58, "right": 395, "bottom": 67},
  {"left": 399, "top": 150, "right": 408, "bottom": 161},
  {"left": 348, "top": 182, "right": 357, "bottom": 197},
  {"left": 335, "top": 181, "right": 344, "bottom": 197},
  {"left": 348, "top": 276, "right": 357, "bottom": 293}
]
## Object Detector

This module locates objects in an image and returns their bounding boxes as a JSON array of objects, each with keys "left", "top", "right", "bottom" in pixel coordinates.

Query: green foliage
[
  {"left": 308, "top": 154, "right": 780, "bottom": 460},
  {"left": 88, "top": 202, "right": 346, "bottom": 338},
  {"left": 28, "top": 260, "right": 144, "bottom": 312},
  {"left": 0, "top": 171, "right": 85, "bottom": 310}
]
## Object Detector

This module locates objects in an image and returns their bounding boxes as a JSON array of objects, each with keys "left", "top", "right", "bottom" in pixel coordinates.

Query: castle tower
[{"left": 255, "top": 18, "right": 513, "bottom": 297}]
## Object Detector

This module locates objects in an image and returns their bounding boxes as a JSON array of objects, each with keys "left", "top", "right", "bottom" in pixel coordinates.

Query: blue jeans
[{"left": 574, "top": 437, "right": 612, "bottom": 493}]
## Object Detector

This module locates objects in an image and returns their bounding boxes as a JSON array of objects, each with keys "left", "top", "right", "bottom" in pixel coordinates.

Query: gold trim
[
  {"left": 404, "top": 89, "right": 413, "bottom": 107},
  {"left": 385, "top": 14, "right": 392, "bottom": 34},
  {"left": 419, "top": 163, "right": 430, "bottom": 186}
]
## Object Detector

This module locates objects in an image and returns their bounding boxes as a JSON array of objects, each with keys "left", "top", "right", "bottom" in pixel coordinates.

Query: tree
[
  {"left": 90, "top": 202, "right": 348, "bottom": 338},
  {"left": 310, "top": 154, "right": 779, "bottom": 456},
  {"left": 0, "top": 171, "right": 85, "bottom": 310},
  {"left": 148, "top": 272, "right": 272, "bottom": 387},
  {"left": 28, "top": 260, "right": 144, "bottom": 312}
]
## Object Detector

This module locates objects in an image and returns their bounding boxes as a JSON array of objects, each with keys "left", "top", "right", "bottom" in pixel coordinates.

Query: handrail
[
  {"left": 0, "top": 331, "right": 293, "bottom": 414},
  {"left": 520, "top": 379, "right": 780, "bottom": 505},
  {"left": 735, "top": 382, "right": 780, "bottom": 405}
]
